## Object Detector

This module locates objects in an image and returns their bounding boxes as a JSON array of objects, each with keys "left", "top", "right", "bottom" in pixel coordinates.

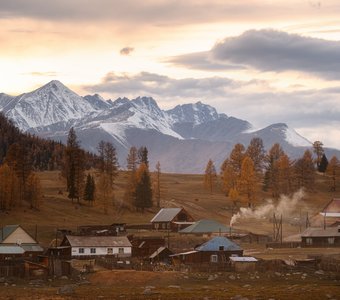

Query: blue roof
[{"left": 195, "top": 236, "right": 242, "bottom": 252}]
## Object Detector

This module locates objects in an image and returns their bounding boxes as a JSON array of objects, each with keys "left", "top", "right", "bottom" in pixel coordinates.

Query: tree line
[{"left": 204, "top": 138, "right": 340, "bottom": 206}]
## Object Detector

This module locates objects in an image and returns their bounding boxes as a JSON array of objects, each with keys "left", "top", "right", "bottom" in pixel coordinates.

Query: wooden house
[
  {"left": 60, "top": 235, "right": 132, "bottom": 258},
  {"left": 0, "top": 225, "right": 43, "bottom": 259},
  {"left": 301, "top": 227, "right": 340, "bottom": 247},
  {"left": 171, "top": 236, "right": 243, "bottom": 265},
  {"left": 150, "top": 208, "right": 194, "bottom": 231},
  {"left": 149, "top": 247, "right": 173, "bottom": 264},
  {"left": 129, "top": 236, "right": 165, "bottom": 258}
]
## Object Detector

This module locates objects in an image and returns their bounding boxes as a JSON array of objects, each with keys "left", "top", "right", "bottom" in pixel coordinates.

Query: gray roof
[
  {"left": 21, "top": 244, "right": 44, "bottom": 252},
  {"left": 65, "top": 235, "right": 132, "bottom": 247},
  {"left": 150, "top": 208, "right": 182, "bottom": 223},
  {"left": 230, "top": 256, "right": 258, "bottom": 262},
  {"left": 195, "top": 236, "right": 242, "bottom": 252},
  {"left": 0, "top": 225, "right": 20, "bottom": 242},
  {"left": 301, "top": 227, "right": 340, "bottom": 238},
  {"left": 179, "top": 219, "right": 232, "bottom": 234},
  {"left": 0, "top": 245, "right": 25, "bottom": 254}
]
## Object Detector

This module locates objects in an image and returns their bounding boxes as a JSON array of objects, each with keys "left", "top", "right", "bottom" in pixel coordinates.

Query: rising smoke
[{"left": 230, "top": 188, "right": 306, "bottom": 226}]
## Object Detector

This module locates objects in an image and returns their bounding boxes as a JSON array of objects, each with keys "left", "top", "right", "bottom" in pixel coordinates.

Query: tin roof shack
[
  {"left": 150, "top": 208, "right": 194, "bottom": 231},
  {"left": 0, "top": 225, "right": 43, "bottom": 259},
  {"left": 171, "top": 236, "right": 243, "bottom": 265},
  {"left": 61, "top": 235, "right": 132, "bottom": 258},
  {"left": 301, "top": 227, "right": 340, "bottom": 247},
  {"left": 179, "top": 219, "right": 233, "bottom": 237},
  {"left": 130, "top": 236, "right": 165, "bottom": 258},
  {"left": 230, "top": 256, "right": 258, "bottom": 272},
  {"left": 77, "top": 223, "right": 126, "bottom": 236}
]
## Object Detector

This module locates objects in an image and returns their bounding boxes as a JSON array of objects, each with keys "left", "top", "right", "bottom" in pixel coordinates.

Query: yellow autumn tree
[
  {"left": 326, "top": 156, "right": 340, "bottom": 191},
  {"left": 238, "top": 156, "right": 257, "bottom": 207},
  {"left": 204, "top": 159, "right": 217, "bottom": 193}
]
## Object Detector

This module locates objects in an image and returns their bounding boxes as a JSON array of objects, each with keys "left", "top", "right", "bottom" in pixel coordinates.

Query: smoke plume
[{"left": 230, "top": 189, "right": 305, "bottom": 226}]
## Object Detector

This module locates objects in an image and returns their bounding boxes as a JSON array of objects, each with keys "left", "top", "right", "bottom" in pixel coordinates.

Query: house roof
[
  {"left": 230, "top": 256, "right": 258, "bottom": 262},
  {"left": 21, "top": 244, "right": 44, "bottom": 252},
  {"left": 179, "top": 219, "right": 232, "bottom": 234},
  {"left": 0, "top": 225, "right": 20, "bottom": 242},
  {"left": 195, "top": 236, "right": 242, "bottom": 252},
  {"left": 0, "top": 245, "right": 25, "bottom": 254},
  {"left": 150, "top": 208, "right": 182, "bottom": 223},
  {"left": 301, "top": 227, "right": 340, "bottom": 238},
  {"left": 149, "top": 246, "right": 172, "bottom": 259},
  {"left": 65, "top": 235, "right": 132, "bottom": 247},
  {"left": 322, "top": 198, "right": 340, "bottom": 214}
]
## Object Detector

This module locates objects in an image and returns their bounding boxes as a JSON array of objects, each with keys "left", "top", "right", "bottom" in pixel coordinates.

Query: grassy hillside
[{"left": 0, "top": 170, "right": 338, "bottom": 246}]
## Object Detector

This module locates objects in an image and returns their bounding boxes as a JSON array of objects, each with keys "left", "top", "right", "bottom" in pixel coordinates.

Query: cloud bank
[{"left": 171, "top": 29, "right": 340, "bottom": 79}]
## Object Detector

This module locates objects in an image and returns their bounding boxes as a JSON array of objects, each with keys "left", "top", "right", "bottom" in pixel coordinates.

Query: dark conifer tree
[
  {"left": 135, "top": 163, "right": 153, "bottom": 212},
  {"left": 318, "top": 154, "right": 328, "bottom": 173}
]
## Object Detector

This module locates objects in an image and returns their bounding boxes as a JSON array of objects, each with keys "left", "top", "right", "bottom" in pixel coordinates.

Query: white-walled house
[{"left": 61, "top": 235, "right": 132, "bottom": 258}]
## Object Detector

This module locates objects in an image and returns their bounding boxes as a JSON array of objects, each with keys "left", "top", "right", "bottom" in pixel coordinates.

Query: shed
[
  {"left": 179, "top": 219, "right": 233, "bottom": 236},
  {"left": 150, "top": 208, "right": 194, "bottom": 231},
  {"left": 130, "top": 236, "right": 165, "bottom": 258},
  {"left": 301, "top": 226, "right": 340, "bottom": 247},
  {"left": 61, "top": 235, "right": 132, "bottom": 258},
  {"left": 230, "top": 256, "right": 258, "bottom": 272}
]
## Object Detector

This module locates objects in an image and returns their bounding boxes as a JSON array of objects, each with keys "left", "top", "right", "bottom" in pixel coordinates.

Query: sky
[{"left": 1, "top": 0, "right": 340, "bottom": 148}]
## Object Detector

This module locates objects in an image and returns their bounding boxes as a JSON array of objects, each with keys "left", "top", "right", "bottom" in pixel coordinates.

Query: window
[
  {"left": 210, "top": 255, "right": 218, "bottom": 263},
  {"left": 306, "top": 238, "right": 313, "bottom": 245},
  {"left": 79, "top": 248, "right": 84, "bottom": 254},
  {"left": 119, "top": 248, "right": 124, "bottom": 254},
  {"left": 328, "top": 237, "right": 335, "bottom": 245},
  {"left": 219, "top": 246, "right": 224, "bottom": 251},
  {"left": 90, "top": 248, "right": 96, "bottom": 254},
  {"left": 162, "top": 223, "right": 166, "bottom": 229},
  {"left": 107, "top": 248, "right": 113, "bottom": 255}
]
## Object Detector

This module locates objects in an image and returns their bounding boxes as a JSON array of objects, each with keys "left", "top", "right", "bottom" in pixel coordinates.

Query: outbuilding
[{"left": 230, "top": 256, "right": 258, "bottom": 272}]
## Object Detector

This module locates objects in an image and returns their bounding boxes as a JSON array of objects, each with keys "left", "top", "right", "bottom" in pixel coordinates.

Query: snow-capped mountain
[
  {"left": 0, "top": 81, "right": 99, "bottom": 130},
  {"left": 1, "top": 80, "right": 331, "bottom": 173}
]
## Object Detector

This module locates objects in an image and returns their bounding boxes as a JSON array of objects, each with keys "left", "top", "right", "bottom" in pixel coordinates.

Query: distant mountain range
[{"left": 1, "top": 80, "right": 338, "bottom": 173}]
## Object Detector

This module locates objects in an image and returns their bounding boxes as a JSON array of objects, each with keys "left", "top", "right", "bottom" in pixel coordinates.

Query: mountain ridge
[{"left": 1, "top": 80, "right": 337, "bottom": 173}]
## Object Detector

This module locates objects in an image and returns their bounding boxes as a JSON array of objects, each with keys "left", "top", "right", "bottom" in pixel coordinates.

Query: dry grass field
[{"left": 0, "top": 170, "right": 338, "bottom": 247}]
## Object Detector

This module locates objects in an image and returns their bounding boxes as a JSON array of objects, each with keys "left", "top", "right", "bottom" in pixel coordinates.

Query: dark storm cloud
[
  {"left": 120, "top": 47, "right": 134, "bottom": 56},
  {"left": 170, "top": 29, "right": 340, "bottom": 79}
]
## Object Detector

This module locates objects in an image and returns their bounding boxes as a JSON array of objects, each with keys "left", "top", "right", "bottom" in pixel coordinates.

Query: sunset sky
[{"left": 1, "top": 0, "right": 340, "bottom": 148}]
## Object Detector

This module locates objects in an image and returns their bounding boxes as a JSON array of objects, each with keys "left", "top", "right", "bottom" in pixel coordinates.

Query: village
[{"left": 1, "top": 198, "right": 340, "bottom": 299}]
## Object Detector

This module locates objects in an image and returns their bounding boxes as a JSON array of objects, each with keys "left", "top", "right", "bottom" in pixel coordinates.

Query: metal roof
[
  {"left": 0, "top": 225, "right": 20, "bottom": 242},
  {"left": 0, "top": 245, "right": 25, "bottom": 254},
  {"left": 150, "top": 208, "right": 182, "bottom": 223},
  {"left": 195, "top": 236, "right": 242, "bottom": 252},
  {"left": 322, "top": 198, "right": 340, "bottom": 213},
  {"left": 170, "top": 250, "right": 198, "bottom": 257},
  {"left": 179, "top": 219, "right": 232, "bottom": 234},
  {"left": 65, "top": 235, "right": 132, "bottom": 247},
  {"left": 301, "top": 227, "right": 340, "bottom": 238},
  {"left": 21, "top": 244, "right": 44, "bottom": 252},
  {"left": 230, "top": 256, "right": 258, "bottom": 262}
]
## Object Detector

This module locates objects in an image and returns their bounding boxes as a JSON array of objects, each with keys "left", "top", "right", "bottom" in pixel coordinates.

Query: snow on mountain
[
  {"left": 2, "top": 80, "right": 97, "bottom": 130},
  {"left": 83, "top": 94, "right": 112, "bottom": 110},
  {"left": 284, "top": 126, "right": 312, "bottom": 147},
  {"left": 166, "top": 101, "right": 221, "bottom": 125}
]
